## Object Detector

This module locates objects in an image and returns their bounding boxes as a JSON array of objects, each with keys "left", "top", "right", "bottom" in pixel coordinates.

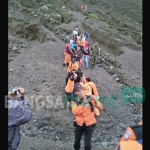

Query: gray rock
[
  {"left": 9, "top": 68, "right": 13, "bottom": 72},
  {"left": 12, "top": 46, "right": 18, "bottom": 51},
  {"left": 100, "top": 142, "right": 108, "bottom": 148},
  {"left": 115, "top": 77, "right": 120, "bottom": 81},
  {"left": 119, "top": 123, "right": 126, "bottom": 129},
  {"left": 109, "top": 65, "right": 114, "bottom": 70}
]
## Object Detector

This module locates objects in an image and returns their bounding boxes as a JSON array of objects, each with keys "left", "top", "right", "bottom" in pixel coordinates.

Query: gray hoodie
[{"left": 8, "top": 99, "right": 32, "bottom": 150}]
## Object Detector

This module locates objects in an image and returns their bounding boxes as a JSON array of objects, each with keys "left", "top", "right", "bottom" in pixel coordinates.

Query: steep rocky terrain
[{"left": 8, "top": 0, "right": 142, "bottom": 149}]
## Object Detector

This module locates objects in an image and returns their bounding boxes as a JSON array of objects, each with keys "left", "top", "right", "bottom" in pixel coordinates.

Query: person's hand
[
  {"left": 73, "top": 72, "right": 77, "bottom": 80},
  {"left": 15, "top": 87, "right": 25, "bottom": 98},
  {"left": 8, "top": 87, "right": 25, "bottom": 98}
]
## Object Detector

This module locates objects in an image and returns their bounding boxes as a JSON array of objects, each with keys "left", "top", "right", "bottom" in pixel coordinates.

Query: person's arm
[
  {"left": 67, "top": 45, "right": 73, "bottom": 54},
  {"left": 90, "top": 95, "right": 103, "bottom": 110},
  {"left": 8, "top": 99, "right": 32, "bottom": 126}
]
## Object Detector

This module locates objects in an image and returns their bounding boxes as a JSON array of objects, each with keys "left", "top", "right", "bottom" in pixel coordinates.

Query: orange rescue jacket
[
  {"left": 67, "top": 62, "right": 78, "bottom": 73},
  {"left": 71, "top": 96, "right": 103, "bottom": 126},
  {"left": 86, "top": 82, "right": 99, "bottom": 96}
]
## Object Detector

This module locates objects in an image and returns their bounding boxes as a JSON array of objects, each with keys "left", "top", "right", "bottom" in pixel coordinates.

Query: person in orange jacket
[
  {"left": 85, "top": 77, "right": 99, "bottom": 98},
  {"left": 66, "top": 58, "right": 78, "bottom": 73},
  {"left": 115, "top": 121, "right": 142, "bottom": 150},
  {"left": 63, "top": 39, "right": 73, "bottom": 66},
  {"left": 71, "top": 83, "right": 103, "bottom": 150}
]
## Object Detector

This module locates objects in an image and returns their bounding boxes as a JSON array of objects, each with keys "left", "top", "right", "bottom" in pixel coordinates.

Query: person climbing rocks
[
  {"left": 85, "top": 77, "right": 99, "bottom": 97},
  {"left": 8, "top": 87, "right": 32, "bottom": 150},
  {"left": 71, "top": 83, "right": 103, "bottom": 150},
  {"left": 63, "top": 39, "right": 73, "bottom": 66},
  {"left": 66, "top": 58, "right": 78, "bottom": 73},
  {"left": 73, "top": 46, "right": 82, "bottom": 67},
  {"left": 90, "top": 42, "right": 100, "bottom": 68},
  {"left": 82, "top": 41, "right": 90, "bottom": 69},
  {"left": 115, "top": 121, "right": 142, "bottom": 150}
]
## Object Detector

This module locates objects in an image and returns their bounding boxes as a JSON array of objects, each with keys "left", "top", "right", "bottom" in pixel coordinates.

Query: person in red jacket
[{"left": 63, "top": 40, "right": 73, "bottom": 66}]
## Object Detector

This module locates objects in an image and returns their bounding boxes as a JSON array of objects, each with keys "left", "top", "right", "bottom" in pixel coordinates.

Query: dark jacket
[
  {"left": 8, "top": 99, "right": 32, "bottom": 150},
  {"left": 73, "top": 50, "right": 82, "bottom": 61}
]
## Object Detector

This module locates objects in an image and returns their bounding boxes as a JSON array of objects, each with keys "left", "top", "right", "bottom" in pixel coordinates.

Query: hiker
[
  {"left": 85, "top": 77, "right": 99, "bottom": 97},
  {"left": 65, "top": 70, "right": 83, "bottom": 110},
  {"left": 115, "top": 121, "right": 142, "bottom": 150},
  {"left": 66, "top": 58, "right": 78, "bottom": 73},
  {"left": 82, "top": 41, "right": 90, "bottom": 69},
  {"left": 71, "top": 83, "right": 103, "bottom": 150},
  {"left": 80, "top": 80, "right": 92, "bottom": 96},
  {"left": 8, "top": 87, "right": 32, "bottom": 150},
  {"left": 73, "top": 46, "right": 82, "bottom": 67},
  {"left": 84, "top": 32, "right": 88, "bottom": 40},
  {"left": 90, "top": 42, "right": 100, "bottom": 68},
  {"left": 78, "top": 33, "right": 85, "bottom": 41},
  {"left": 71, "top": 38, "right": 78, "bottom": 53},
  {"left": 77, "top": 37, "right": 85, "bottom": 50},
  {"left": 73, "top": 28, "right": 79, "bottom": 39},
  {"left": 63, "top": 39, "right": 73, "bottom": 66}
]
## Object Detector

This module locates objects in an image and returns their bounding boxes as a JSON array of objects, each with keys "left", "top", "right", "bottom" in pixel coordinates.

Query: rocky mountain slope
[{"left": 8, "top": 0, "right": 142, "bottom": 149}]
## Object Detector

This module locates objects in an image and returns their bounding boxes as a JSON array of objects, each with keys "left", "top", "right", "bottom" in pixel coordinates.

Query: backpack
[{"left": 83, "top": 47, "right": 89, "bottom": 54}]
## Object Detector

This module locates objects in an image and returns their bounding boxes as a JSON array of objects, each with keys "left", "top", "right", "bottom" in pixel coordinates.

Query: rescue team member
[
  {"left": 71, "top": 83, "right": 103, "bottom": 150},
  {"left": 65, "top": 71, "right": 77, "bottom": 111},
  {"left": 115, "top": 122, "right": 142, "bottom": 150},
  {"left": 80, "top": 77, "right": 92, "bottom": 96},
  {"left": 65, "top": 69, "right": 83, "bottom": 110},
  {"left": 63, "top": 40, "right": 73, "bottom": 66},
  {"left": 67, "top": 58, "right": 78, "bottom": 73},
  {"left": 86, "top": 77, "right": 99, "bottom": 97}
]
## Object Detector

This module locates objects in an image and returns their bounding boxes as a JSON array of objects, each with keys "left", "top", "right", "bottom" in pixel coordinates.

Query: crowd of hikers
[
  {"left": 63, "top": 28, "right": 142, "bottom": 150},
  {"left": 63, "top": 28, "right": 101, "bottom": 69},
  {"left": 7, "top": 28, "right": 142, "bottom": 150}
]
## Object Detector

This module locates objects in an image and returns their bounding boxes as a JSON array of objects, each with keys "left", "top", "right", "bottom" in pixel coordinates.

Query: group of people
[
  {"left": 63, "top": 28, "right": 101, "bottom": 70},
  {"left": 7, "top": 28, "right": 142, "bottom": 150},
  {"left": 63, "top": 28, "right": 142, "bottom": 150}
]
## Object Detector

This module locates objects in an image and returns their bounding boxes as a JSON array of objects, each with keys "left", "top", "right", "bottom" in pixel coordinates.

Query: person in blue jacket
[{"left": 84, "top": 32, "right": 88, "bottom": 40}]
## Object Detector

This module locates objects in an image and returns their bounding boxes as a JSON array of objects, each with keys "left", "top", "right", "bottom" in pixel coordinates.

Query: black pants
[{"left": 74, "top": 123, "right": 95, "bottom": 150}]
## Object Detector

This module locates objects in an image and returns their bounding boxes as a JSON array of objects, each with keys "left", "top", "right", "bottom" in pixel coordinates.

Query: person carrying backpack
[
  {"left": 71, "top": 83, "right": 103, "bottom": 150},
  {"left": 8, "top": 87, "right": 32, "bottom": 150},
  {"left": 66, "top": 58, "right": 78, "bottom": 73},
  {"left": 63, "top": 40, "right": 73, "bottom": 66},
  {"left": 82, "top": 41, "right": 90, "bottom": 69},
  {"left": 85, "top": 77, "right": 99, "bottom": 97}
]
